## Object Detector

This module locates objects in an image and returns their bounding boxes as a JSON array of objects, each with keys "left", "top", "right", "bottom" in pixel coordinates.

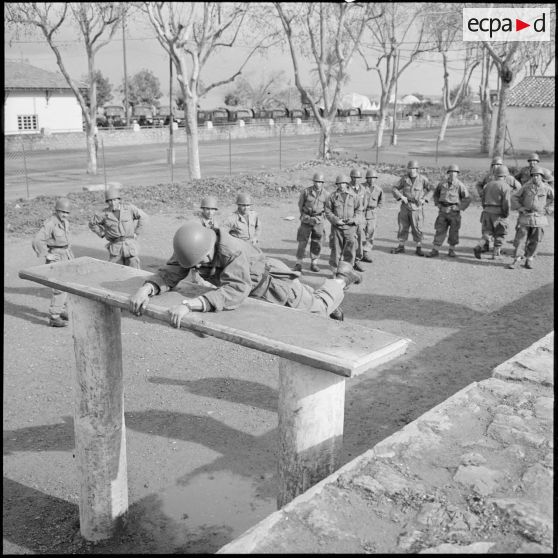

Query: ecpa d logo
[{"left": 463, "top": 7, "right": 551, "bottom": 42}]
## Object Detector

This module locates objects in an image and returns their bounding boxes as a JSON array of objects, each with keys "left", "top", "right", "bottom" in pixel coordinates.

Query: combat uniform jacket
[
  {"left": 147, "top": 229, "right": 300, "bottom": 312},
  {"left": 222, "top": 209, "right": 260, "bottom": 244},
  {"left": 482, "top": 179, "right": 511, "bottom": 217},
  {"left": 298, "top": 186, "right": 328, "bottom": 225},
  {"left": 392, "top": 174, "right": 432, "bottom": 210},
  {"left": 433, "top": 178, "right": 471, "bottom": 212},
  {"left": 89, "top": 202, "right": 147, "bottom": 241},
  {"left": 32, "top": 214, "right": 72, "bottom": 258},
  {"left": 476, "top": 172, "right": 520, "bottom": 197},
  {"left": 325, "top": 190, "right": 360, "bottom": 227},
  {"left": 351, "top": 183, "right": 367, "bottom": 225},
  {"left": 515, "top": 166, "right": 554, "bottom": 188},
  {"left": 364, "top": 184, "right": 384, "bottom": 218},
  {"left": 511, "top": 180, "right": 554, "bottom": 227},
  {"left": 196, "top": 213, "right": 219, "bottom": 229}
]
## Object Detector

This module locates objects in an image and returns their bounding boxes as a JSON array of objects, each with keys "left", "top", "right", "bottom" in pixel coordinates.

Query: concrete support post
[
  {"left": 277, "top": 359, "right": 345, "bottom": 509},
  {"left": 69, "top": 295, "right": 128, "bottom": 541}
]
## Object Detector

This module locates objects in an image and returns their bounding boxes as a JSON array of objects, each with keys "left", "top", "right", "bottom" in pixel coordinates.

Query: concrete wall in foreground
[{"left": 218, "top": 332, "right": 554, "bottom": 554}]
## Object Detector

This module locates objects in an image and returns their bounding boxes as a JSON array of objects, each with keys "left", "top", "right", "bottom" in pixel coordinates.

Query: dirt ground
[{"left": 3, "top": 166, "right": 554, "bottom": 554}]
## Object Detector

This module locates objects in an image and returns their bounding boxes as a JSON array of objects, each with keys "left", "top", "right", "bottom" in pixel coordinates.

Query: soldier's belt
[
  {"left": 109, "top": 236, "right": 134, "bottom": 242},
  {"left": 47, "top": 245, "right": 69, "bottom": 249}
]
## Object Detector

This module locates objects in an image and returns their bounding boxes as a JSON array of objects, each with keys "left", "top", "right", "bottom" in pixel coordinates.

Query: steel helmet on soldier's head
[
  {"left": 530, "top": 165, "right": 544, "bottom": 176},
  {"left": 491, "top": 156, "right": 504, "bottom": 166},
  {"left": 55, "top": 197, "right": 71, "bottom": 212},
  {"left": 335, "top": 174, "right": 350, "bottom": 185},
  {"left": 366, "top": 168, "right": 378, "bottom": 178},
  {"left": 236, "top": 193, "right": 252, "bottom": 205},
  {"left": 407, "top": 160, "right": 419, "bottom": 169},
  {"left": 447, "top": 164, "right": 460, "bottom": 173},
  {"left": 350, "top": 168, "right": 362, "bottom": 178},
  {"left": 201, "top": 195, "right": 218, "bottom": 209},
  {"left": 173, "top": 221, "right": 217, "bottom": 268},
  {"left": 494, "top": 165, "right": 509, "bottom": 177},
  {"left": 312, "top": 172, "right": 324, "bottom": 182},
  {"left": 527, "top": 152, "right": 540, "bottom": 162},
  {"left": 105, "top": 185, "right": 121, "bottom": 201}
]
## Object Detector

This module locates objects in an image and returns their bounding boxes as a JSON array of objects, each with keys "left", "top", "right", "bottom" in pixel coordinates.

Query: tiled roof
[
  {"left": 4, "top": 59, "right": 73, "bottom": 90},
  {"left": 507, "top": 76, "right": 555, "bottom": 107}
]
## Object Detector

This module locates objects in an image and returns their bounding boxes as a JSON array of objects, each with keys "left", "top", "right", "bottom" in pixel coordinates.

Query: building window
[{"left": 17, "top": 114, "right": 39, "bottom": 131}]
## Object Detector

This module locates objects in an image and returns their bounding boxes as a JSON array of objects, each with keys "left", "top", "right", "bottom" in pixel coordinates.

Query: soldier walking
[
  {"left": 349, "top": 168, "right": 369, "bottom": 271},
  {"left": 362, "top": 168, "right": 384, "bottom": 261},
  {"left": 473, "top": 165, "right": 512, "bottom": 261},
  {"left": 325, "top": 175, "right": 360, "bottom": 276},
  {"left": 391, "top": 160, "right": 432, "bottom": 256},
  {"left": 222, "top": 193, "right": 261, "bottom": 246},
  {"left": 89, "top": 185, "right": 148, "bottom": 268},
  {"left": 293, "top": 173, "right": 328, "bottom": 273},
  {"left": 32, "top": 198, "right": 74, "bottom": 327},
  {"left": 507, "top": 166, "right": 554, "bottom": 270},
  {"left": 425, "top": 164, "right": 471, "bottom": 258}
]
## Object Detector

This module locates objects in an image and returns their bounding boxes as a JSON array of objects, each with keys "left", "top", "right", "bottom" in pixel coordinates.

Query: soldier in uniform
[
  {"left": 129, "top": 221, "right": 363, "bottom": 324},
  {"left": 197, "top": 196, "right": 219, "bottom": 229},
  {"left": 89, "top": 185, "right": 148, "bottom": 269},
  {"left": 293, "top": 172, "right": 328, "bottom": 273},
  {"left": 473, "top": 165, "right": 512, "bottom": 261},
  {"left": 349, "top": 168, "right": 368, "bottom": 271},
  {"left": 475, "top": 156, "right": 521, "bottom": 253},
  {"left": 362, "top": 168, "right": 384, "bottom": 261},
  {"left": 507, "top": 166, "right": 554, "bottom": 270},
  {"left": 222, "top": 192, "right": 261, "bottom": 246},
  {"left": 391, "top": 160, "right": 432, "bottom": 256},
  {"left": 425, "top": 164, "right": 471, "bottom": 258},
  {"left": 514, "top": 152, "right": 554, "bottom": 188},
  {"left": 32, "top": 198, "right": 74, "bottom": 327},
  {"left": 325, "top": 175, "right": 360, "bottom": 276}
]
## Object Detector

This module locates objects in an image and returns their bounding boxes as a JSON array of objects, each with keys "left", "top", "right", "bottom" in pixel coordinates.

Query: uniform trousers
[
  {"left": 432, "top": 209, "right": 462, "bottom": 247},
  {"left": 328, "top": 225, "right": 357, "bottom": 268},
  {"left": 107, "top": 238, "right": 141, "bottom": 268},
  {"left": 397, "top": 205, "right": 424, "bottom": 243},
  {"left": 296, "top": 221, "right": 324, "bottom": 260},
  {"left": 47, "top": 247, "right": 74, "bottom": 317},
  {"left": 480, "top": 212, "right": 508, "bottom": 247},
  {"left": 512, "top": 225, "right": 544, "bottom": 258},
  {"left": 364, "top": 212, "right": 378, "bottom": 252}
]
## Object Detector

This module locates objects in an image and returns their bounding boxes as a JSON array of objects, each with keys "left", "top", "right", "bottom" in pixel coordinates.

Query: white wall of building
[
  {"left": 506, "top": 107, "right": 554, "bottom": 153},
  {"left": 4, "top": 91, "right": 83, "bottom": 134}
]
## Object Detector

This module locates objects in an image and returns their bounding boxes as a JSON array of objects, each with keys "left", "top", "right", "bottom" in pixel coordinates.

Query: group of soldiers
[{"left": 33, "top": 152, "right": 553, "bottom": 328}]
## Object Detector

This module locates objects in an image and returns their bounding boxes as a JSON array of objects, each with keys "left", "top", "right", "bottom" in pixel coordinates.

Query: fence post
[
  {"left": 21, "top": 143, "right": 30, "bottom": 200},
  {"left": 228, "top": 128, "right": 232, "bottom": 175}
]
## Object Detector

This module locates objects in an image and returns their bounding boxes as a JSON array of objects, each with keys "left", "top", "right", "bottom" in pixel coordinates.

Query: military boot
[
  {"left": 353, "top": 260, "right": 366, "bottom": 272},
  {"left": 390, "top": 245, "right": 405, "bottom": 254},
  {"left": 49, "top": 315, "right": 68, "bottom": 328},
  {"left": 335, "top": 261, "right": 363, "bottom": 290},
  {"left": 329, "top": 306, "right": 344, "bottom": 321},
  {"left": 361, "top": 252, "right": 373, "bottom": 263},
  {"left": 447, "top": 248, "right": 457, "bottom": 258},
  {"left": 473, "top": 246, "right": 482, "bottom": 260},
  {"left": 425, "top": 248, "right": 439, "bottom": 258},
  {"left": 293, "top": 262, "right": 302, "bottom": 272},
  {"left": 60, "top": 310, "right": 69, "bottom": 320},
  {"left": 524, "top": 258, "right": 534, "bottom": 269},
  {"left": 492, "top": 246, "right": 503, "bottom": 261},
  {"left": 310, "top": 260, "right": 320, "bottom": 272},
  {"left": 415, "top": 246, "right": 425, "bottom": 257},
  {"left": 507, "top": 257, "right": 522, "bottom": 269}
]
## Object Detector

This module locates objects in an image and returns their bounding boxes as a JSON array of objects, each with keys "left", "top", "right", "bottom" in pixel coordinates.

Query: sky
[{"left": 4, "top": 3, "right": 554, "bottom": 109}]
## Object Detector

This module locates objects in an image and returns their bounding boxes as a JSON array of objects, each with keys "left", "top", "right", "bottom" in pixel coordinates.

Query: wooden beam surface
[{"left": 19, "top": 257, "right": 410, "bottom": 377}]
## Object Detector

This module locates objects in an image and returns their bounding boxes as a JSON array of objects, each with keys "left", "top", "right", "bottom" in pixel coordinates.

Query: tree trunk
[
  {"left": 184, "top": 96, "right": 201, "bottom": 180},
  {"left": 86, "top": 54, "right": 98, "bottom": 175},
  {"left": 86, "top": 127, "right": 98, "bottom": 175},
  {"left": 480, "top": 98, "right": 492, "bottom": 154},
  {"left": 437, "top": 111, "right": 451, "bottom": 142},
  {"left": 492, "top": 75, "right": 512, "bottom": 159},
  {"left": 375, "top": 107, "right": 388, "bottom": 148},
  {"left": 318, "top": 119, "right": 332, "bottom": 160}
]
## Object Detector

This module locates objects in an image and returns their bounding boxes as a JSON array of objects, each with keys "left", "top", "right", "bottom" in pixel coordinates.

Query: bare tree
[
  {"left": 6, "top": 3, "right": 127, "bottom": 175},
  {"left": 226, "top": 70, "right": 288, "bottom": 110},
  {"left": 478, "top": 45, "right": 496, "bottom": 154},
  {"left": 522, "top": 42, "right": 555, "bottom": 76},
  {"left": 358, "top": 3, "right": 436, "bottom": 148},
  {"left": 144, "top": 2, "right": 277, "bottom": 180},
  {"left": 427, "top": 4, "right": 480, "bottom": 142},
  {"left": 274, "top": 2, "right": 380, "bottom": 159}
]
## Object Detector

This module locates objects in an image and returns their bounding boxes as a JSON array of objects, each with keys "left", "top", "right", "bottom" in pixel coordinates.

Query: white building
[
  {"left": 505, "top": 76, "right": 554, "bottom": 153},
  {"left": 4, "top": 59, "right": 84, "bottom": 135}
]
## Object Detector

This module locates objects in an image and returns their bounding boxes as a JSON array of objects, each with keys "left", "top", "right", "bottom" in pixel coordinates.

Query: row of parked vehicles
[{"left": 96, "top": 104, "right": 381, "bottom": 129}]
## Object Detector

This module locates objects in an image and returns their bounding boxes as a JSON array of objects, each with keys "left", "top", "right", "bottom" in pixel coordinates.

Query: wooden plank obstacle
[{"left": 19, "top": 256, "right": 410, "bottom": 541}]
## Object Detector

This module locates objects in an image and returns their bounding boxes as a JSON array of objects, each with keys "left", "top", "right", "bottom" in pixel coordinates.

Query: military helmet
[
  {"left": 335, "top": 174, "right": 350, "bottom": 185},
  {"left": 366, "top": 169, "right": 378, "bottom": 179},
  {"left": 530, "top": 165, "right": 544, "bottom": 176},
  {"left": 447, "top": 164, "right": 460, "bottom": 173},
  {"left": 407, "top": 160, "right": 419, "bottom": 169},
  {"left": 172, "top": 222, "right": 216, "bottom": 268},
  {"left": 105, "top": 185, "right": 121, "bottom": 201},
  {"left": 491, "top": 156, "right": 504, "bottom": 166},
  {"left": 312, "top": 172, "right": 325, "bottom": 183},
  {"left": 494, "top": 165, "right": 509, "bottom": 177},
  {"left": 350, "top": 168, "right": 362, "bottom": 178},
  {"left": 236, "top": 193, "right": 252, "bottom": 205},
  {"left": 55, "top": 198, "right": 71, "bottom": 212},
  {"left": 527, "top": 152, "right": 540, "bottom": 162},
  {"left": 200, "top": 196, "right": 218, "bottom": 209}
]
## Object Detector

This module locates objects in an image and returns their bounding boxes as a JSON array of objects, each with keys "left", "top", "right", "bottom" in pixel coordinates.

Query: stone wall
[
  {"left": 4, "top": 116, "right": 480, "bottom": 153},
  {"left": 218, "top": 331, "right": 554, "bottom": 554}
]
